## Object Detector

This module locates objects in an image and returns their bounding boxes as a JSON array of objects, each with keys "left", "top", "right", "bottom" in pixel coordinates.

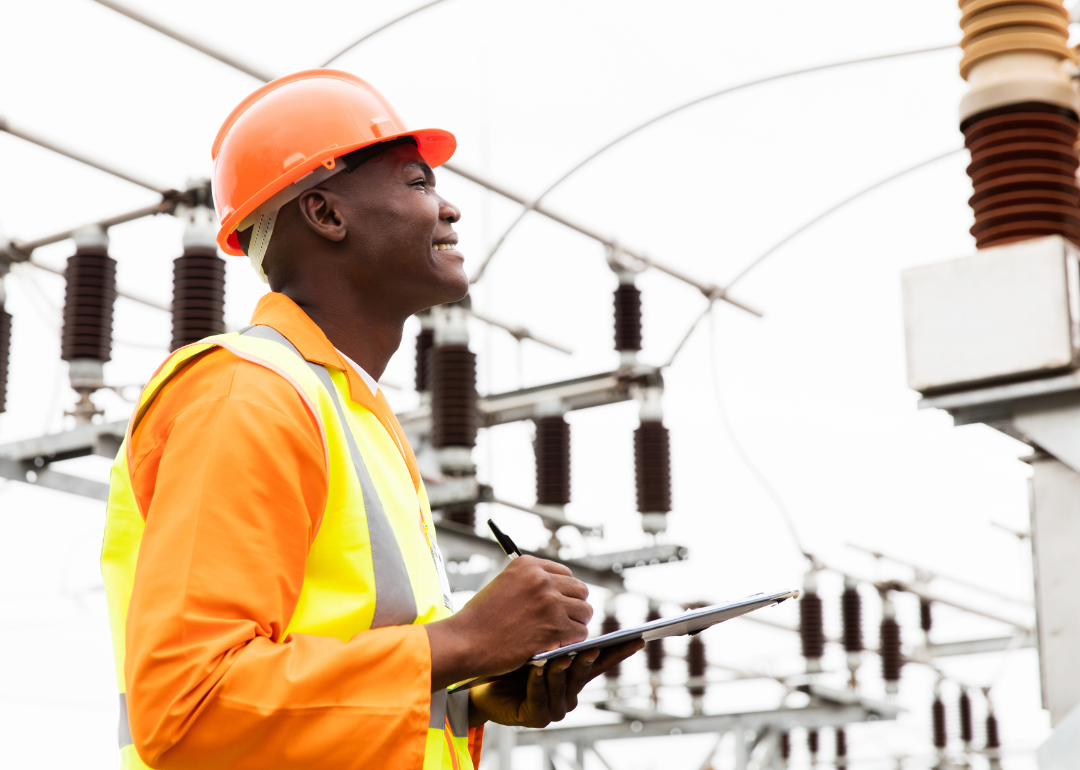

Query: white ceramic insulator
[
  {"left": 638, "top": 385, "right": 664, "bottom": 421},
  {"left": 182, "top": 205, "right": 219, "bottom": 250},
  {"left": 434, "top": 305, "right": 469, "bottom": 346},
  {"left": 72, "top": 225, "right": 109, "bottom": 251},
  {"left": 961, "top": 52, "right": 1080, "bottom": 122}
]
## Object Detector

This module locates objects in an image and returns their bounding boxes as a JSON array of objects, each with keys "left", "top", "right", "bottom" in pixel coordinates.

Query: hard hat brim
[{"left": 216, "top": 127, "right": 456, "bottom": 256}]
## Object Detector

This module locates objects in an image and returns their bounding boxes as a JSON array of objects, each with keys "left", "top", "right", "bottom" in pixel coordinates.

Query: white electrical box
[{"left": 901, "top": 235, "right": 1080, "bottom": 393}]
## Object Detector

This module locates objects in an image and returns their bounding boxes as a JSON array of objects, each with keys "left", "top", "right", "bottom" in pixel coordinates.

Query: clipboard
[{"left": 456, "top": 588, "right": 798, "bottom": 690}]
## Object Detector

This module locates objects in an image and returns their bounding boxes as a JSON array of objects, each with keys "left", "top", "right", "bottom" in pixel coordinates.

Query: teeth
[{"left": 434, "top": 243, "right": 456, "bottom": 251}]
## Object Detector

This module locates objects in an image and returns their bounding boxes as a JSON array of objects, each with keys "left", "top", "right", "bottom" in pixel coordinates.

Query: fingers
[
  {"left": 561, "top": 597, "right": 595, "bottom": 628},
  {"left": 516, "top": 555, "right": 572, "bottom": 577},
  {"left": 545, "top": 656, "right": 573, "bottom": 721},
  {"left": 564, "top": 649, "right": 599, "bottom": 701},
  {"left": 586, "top": 639, "right": 645, "bottom": 683},
  {"left": 549, "top": 574, "right": 590, "bottom": 601},
  {"left": 524, "top": 663, "right": 549, "bottom": 725}
]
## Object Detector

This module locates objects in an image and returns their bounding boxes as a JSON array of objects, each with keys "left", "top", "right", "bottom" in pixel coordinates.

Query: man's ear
[{"left": 296, "top": 188, "right": 347, "bottom": 243}]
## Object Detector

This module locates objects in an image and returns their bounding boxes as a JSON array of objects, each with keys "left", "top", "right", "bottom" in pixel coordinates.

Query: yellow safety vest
[{"left": 101, "top": 325, "right": 473, "bottom": 770}]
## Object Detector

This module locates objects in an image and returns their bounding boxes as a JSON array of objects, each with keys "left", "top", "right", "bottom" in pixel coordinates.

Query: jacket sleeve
[{"left": 124, "top": 353, "right": 432, "bottom": 770}]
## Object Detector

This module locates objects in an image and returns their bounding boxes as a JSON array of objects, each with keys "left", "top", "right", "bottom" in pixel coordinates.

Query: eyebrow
[{"left": 403, "top": 159, "right": 434, "bottom": 179}]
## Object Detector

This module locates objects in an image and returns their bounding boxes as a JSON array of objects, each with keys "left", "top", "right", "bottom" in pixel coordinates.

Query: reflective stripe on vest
[
  {"left": 103, "top": 326, "right": 472, "bottom": 769},
  {"left": 241, "top": 325, "right": 418, "bottom": 627}
]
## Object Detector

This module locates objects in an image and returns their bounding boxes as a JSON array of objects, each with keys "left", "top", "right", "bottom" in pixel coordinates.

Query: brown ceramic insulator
[
  {"left": 959, "top": 0, "right": 1069, "bottom": 27},
  {"left": 0, "top": 308, "right": 10, "bottom": 414},
  {"left": 960, "top": 690, "right": 974, "bottom": 744},
  {"left": 614, "top": 283, "right": 642, "bottom": 352},
  {"left": 967, "top": 142, "right": 1080, "bottom": 177},
  {"left": 974, "top": 219, "right": 1080, "bottom": 248},
  {"left": 835, "top": 728, "right": 848, "bottom": 758},
  {"left": 807, "top": 728, "right": 820, "bottom": 756},
  {"left": 415, "top": 328, "right": 434, "bottom": 392},
  {"left": 687, "top": 635, "right": 706, "bottom": 698},
  {"left": 171, "top": 249, "right": 226, "bottom": 350},
  {"left": 429, "top": 344, "right": 478, "bottom": 448},
  {"left": 534, "top": 415, "right": 571, "bottom": 506},
  {"left": 61, "top": 248, "right": 115, "bottom": 362},
  {"left": 971, "top": 187, "right": 1080, "bottom": 215},
  {"left": 645, "top": 606, "right": 664, "bottom": 673},
  {"left": 799, "top": 590, "right": 825, "bottom": 661},
  {"left": 602, "top": 614, "right": 621, "bottom": 680},
  {"left": 441, "top": 507, "right": 475, "bottom": 529},
  {"left": 842, "top": 584, "right": 863, "bottom": 654},
  {"left": 880, "top": 617, "right": 903, "bottom": 686},
  {"left": 779, "top": 732, "right": 791, "bottom": 761},
  {"left": 920, "top": 599, "right": 933, "bottom": 633},
  {"left": 986, "top": 713, "right": 1000, "bottom": 749},
  {"left": 963, "top": 104, "right": 1080, "bottom": 249},
  {"left": 933, "top": 696, "right": 947, "bottom": 749},
  {"left": 962, "top": 106, "right": 1079, "bottom": 142},
  {"left": 634, "top": 420, "right": 671, "bottom": 513},
  {"left": 967, "top": 126, "right": 1077, "bottom": 154}
]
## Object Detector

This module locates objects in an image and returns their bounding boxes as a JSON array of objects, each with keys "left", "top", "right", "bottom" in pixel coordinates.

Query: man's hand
[
  {"left": 426, "top": 556, "right": 593, "bottom": 691},
  {"left": 467, "top": 640, "right": 645, "bottom": 728}
]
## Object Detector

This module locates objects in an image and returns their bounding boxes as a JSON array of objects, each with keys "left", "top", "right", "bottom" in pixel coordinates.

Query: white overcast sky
[{"left": 0, "top": 1, "right": 1064, "bottom": 768}]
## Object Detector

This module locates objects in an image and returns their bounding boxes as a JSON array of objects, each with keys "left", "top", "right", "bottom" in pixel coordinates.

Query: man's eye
[{"left": 411, "top": 178, "right": 427, "bottom": 187}]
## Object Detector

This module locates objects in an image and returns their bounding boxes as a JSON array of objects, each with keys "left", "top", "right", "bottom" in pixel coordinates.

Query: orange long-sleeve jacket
[{"left": 122, "top": 293, "right": 482, "bottom": 768}]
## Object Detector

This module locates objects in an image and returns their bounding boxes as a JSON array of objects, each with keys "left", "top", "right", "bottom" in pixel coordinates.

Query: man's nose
[{"left": 439, "top": 197, "right": 461, "bottom": 224}]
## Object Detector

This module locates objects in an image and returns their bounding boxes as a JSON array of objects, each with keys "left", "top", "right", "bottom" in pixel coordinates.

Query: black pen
[{"left": 487, "top": 519, "right": 522, "bottom": 559}]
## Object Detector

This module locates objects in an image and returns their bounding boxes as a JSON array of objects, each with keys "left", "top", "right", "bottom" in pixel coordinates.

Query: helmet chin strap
[
  {"left": 245, "top": 209, "right": 278, "bottom": 284},
  {"left": 235, "top": 157, "right": 348, "bottom": 284}
]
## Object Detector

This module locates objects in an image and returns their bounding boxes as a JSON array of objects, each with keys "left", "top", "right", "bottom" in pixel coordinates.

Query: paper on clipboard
[{"left": 456, "top": 588, "right": 799, "bottom": 690}]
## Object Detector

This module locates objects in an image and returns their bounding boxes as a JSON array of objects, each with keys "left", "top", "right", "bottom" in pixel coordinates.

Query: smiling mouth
[{"left": 433, "top": 243, "right": 458, "bottom": 251}]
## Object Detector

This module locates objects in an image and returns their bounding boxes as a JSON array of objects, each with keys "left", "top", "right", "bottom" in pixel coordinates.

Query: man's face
[{"left": 329, "top": 143, "right": 468, "bottom": 311}]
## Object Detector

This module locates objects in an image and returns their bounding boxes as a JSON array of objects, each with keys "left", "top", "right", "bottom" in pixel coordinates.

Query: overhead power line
[
  {"left": 468, "top": 43, "right": 959, "bottom": 283},
  {"left": 662, "top": 145, "right": 967, "bottom": 368},
  {"left": 320, "top": 0, "right": 452, "bottom": 66},
  {"left": 87, "top": 0, "right": 276, "bottom": 82},
  {"left": 0, "top": 117, "right": 170, "bottom": 194}
]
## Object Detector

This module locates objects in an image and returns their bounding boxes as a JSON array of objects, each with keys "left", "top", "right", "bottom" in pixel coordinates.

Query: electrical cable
[
  {"left": 470, "top": 43, "right": 958, "bottom": 283},
  {"left": 87, "top": 0, "right": 275, "bottom": 82},
  {"left": 320, "top": 0, "right": 451, "bottom": 66},
  {"left": 662, "top": 146, "right": 966, "bottom": 370},
  {"left": 707, "top": 311, "right": 810, "bottom": 562}
]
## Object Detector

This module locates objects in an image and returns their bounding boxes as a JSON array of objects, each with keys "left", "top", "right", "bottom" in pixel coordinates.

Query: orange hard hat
[{"left": 211, "top": 69, "right": 456, "bottom": 256}]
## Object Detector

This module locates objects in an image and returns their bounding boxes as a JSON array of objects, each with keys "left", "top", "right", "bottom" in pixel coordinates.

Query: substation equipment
[
  {"left": 0, "top": 2, "right": 1061, "bottom": 769},
  {"left": 900, "top": 1, "right": 1080, "bottom": 767}
]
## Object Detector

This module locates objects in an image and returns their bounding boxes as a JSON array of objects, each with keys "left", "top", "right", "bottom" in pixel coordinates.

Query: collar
[{"left": 249, "top": 292, "right": 420, "bottom": 490}]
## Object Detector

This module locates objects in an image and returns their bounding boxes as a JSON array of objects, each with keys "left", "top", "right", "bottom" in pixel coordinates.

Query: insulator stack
[
  {"left": 779, "top": 731, "right": 790, "bottom": 763},
  {"left": 920, "top": 598, "right": 933, "bottom": 634},
  {"left": 835, "top": 728, "right": 848, "bottom": 769},
  {"left": 415, "top": 326, "right": 434, "bottom": 392},
  {"left": 430, "top": 343, "right": 478, "bottom": 448},
  {"left": 799, "top": 576, "right": 824, "bottom": 673},
  {"left": 431, "top": 304, "right": 478, "bottom": 529},
  {"left": 807, "top": 728, "right": 819, "bottom": 760},
  {"left": 959, "top": 689, "right": 974, "bottom": 747},
  {"left": 613, "top": 281, "right": 642, "bottom": 355},
  {"left": 687, "top": 634, "right": 706, "bottom": 713},
  {"left": 62, "top": 239, "right": 115, "bottom": 364},
  {"left": 602, "top": 613, "right": 621, "bottom": 682},
  {"left": 687, "top": 635, "right": 706, "bottom": 695},
  {"left": 957, "top": 1, "right": 1080, "bottom": 251},
  {"left": 534, "top": 414, "right": 571, "bottom": 506},
  {"left": 933, "top": 693, "right": 947, "bottom": 750},
  {"left": 634, "top": 420, "right": 671, "bottom": 522},
  {"left": 171, "top": 248, "right": 225, "bottom": 350},
  {"left": 841, "top": 579, "right": 863, "bottom": 682},
  {"left": 645, "top": 605, "right": 664, "bottom": 674},
  {"left": 0, "top": 305, "right": 10, "bottom": 414},
  {"left": 986, "top": 711, "right": 1000, "bottom": 750},
  {"left": 879, "top": 593, "right": 902, "bottom": 693}
]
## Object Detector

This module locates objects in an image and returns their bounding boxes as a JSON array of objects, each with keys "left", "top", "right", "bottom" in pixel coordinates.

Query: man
[{"left": 101, "top": 70, "right": 641, "bottom": 770}]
